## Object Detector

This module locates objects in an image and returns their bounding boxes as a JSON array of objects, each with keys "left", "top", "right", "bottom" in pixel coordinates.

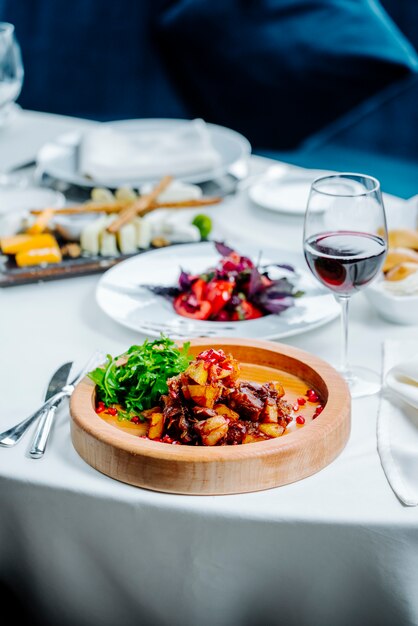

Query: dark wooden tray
[{"left": 0, "top": 250, "right": 146, "bottom": 287}]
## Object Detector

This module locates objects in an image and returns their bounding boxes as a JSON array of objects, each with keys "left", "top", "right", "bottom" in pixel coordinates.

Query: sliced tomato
[
  {"left": 231, "top": 300, "right": 264, "bottom": 321},
  {"left": 191, "top": 278, "right": 206, "bottom": 301},
  {"left": 205, "top": 280, "right": 234, "bottom": 316},
  {"left": 174, "top": 294, "right": 212, "bottom": 320}
]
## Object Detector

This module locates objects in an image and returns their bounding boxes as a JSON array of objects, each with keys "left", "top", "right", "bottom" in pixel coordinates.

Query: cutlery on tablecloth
[
  {"left": 0, "top": 351, "right": 105, "bottom": 448},
  {"left": 28, "top": 361, "right": 73, "bottom": 459},
  {"left": 0, "top": 362, "right": 71, "bottom": 447}
]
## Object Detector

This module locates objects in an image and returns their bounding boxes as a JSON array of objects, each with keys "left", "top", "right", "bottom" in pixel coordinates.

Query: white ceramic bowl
[
  {"left": 365, "top": 280, "right": 418, "bottom": 325},
  {"left": 52, "top": 213, "right": 100, "bottom": 241},
  {"left": 0, "top": 186, "right": 65, "bottom": 237}
]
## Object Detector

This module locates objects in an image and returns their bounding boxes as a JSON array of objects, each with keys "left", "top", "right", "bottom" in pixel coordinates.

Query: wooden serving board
[{"left": 70, "top": 339, "right": 351, "bottom": 495}]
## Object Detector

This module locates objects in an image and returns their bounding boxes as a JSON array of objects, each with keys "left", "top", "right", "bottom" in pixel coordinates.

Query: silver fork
[
  {"left": 0, "top": 351, "right": 105, "bottom": 448},
  {"left": 139, "top": 321, "right": 237, "bottom": 338}
]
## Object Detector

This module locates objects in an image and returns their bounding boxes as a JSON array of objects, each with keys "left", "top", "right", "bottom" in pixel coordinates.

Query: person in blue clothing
[{"left": 0, "top": 0, "right": 416, "bottom": 151}]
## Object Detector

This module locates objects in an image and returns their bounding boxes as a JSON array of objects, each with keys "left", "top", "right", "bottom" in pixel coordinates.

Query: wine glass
[
  {"left": 303, "top": 173, "right": 387, "bottom": 398},
  {"left": 0, "top": 22, "right": 24, "bottom": 126}
]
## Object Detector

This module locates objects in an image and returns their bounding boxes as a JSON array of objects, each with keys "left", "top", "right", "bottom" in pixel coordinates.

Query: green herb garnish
[
  {"left": 88, "top": 336, "right": 192, "bottom": 414},
  {"left": 192, "top": 213, "right": 212, "bottom": 239}
]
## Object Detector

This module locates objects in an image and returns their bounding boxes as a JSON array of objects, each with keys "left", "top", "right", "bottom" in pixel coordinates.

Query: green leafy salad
[{"left": 88, "top": 336, "right": 191, "bottom": 416}]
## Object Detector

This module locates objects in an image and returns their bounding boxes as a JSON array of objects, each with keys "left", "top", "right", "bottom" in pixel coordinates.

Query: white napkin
[
  {"left": 79, "top": 119, "right": 221, "bottom": 182},
  {"left": 377, "top": 340, "right": 418, "bottom": 506}
]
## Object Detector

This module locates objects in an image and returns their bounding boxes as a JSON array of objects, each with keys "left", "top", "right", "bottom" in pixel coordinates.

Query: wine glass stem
[{"left": 337, "top": 295, "right": 350, "bottom": 379}]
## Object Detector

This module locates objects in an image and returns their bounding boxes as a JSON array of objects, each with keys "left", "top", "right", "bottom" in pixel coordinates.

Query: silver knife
[
  {"left": 0, "top": 362, "right": 72, "bottom": 448},
  {"left": 0, "top": 351, "right": 104, "bottom": 447},
  {"left": 29, "top": 362, "right": 73, "bottom": 459}
]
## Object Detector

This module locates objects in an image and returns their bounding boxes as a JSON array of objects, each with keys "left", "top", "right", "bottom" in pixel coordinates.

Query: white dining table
[{"left": 1, "top": 110, "right": 418, "bottom": 626}]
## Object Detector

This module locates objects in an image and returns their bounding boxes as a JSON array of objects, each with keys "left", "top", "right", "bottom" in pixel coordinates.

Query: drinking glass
[
  {"left": 0, "top": 22, "right": 24, "bottom": 125},
  {"left": 303, "top": 173, "right": 387, "bottom": 398}
]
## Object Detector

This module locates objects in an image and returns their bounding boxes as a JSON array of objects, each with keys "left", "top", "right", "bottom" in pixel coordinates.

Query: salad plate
[
  {"left": 37, "top": 119, "right": 251, "bottom": 189},
  {"left": 96, "top": 241, "right": 340, "bottom": 339}
]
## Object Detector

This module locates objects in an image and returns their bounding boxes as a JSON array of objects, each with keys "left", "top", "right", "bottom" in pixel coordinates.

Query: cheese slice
[
  {"left": 1, "top": 233, "right": 58, "bottom": 255},
  {"left": 80, "top": 216, "right": 108, "bottom": 255},
  {"left": 117, "top": 223, "right": 137, "bottom": 254},
  {"left": 100, "top": 216, "right": 118, "bottom": 256},
  {"left": 16, "top": 246, "right": 62, "bottom": 267},
  {"left": 133, "top": 217, "right": 152, "bottom": 249}
]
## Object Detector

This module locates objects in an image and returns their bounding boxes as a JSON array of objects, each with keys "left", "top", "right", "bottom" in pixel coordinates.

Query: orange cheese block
[
  {"left": 15, "top": 246, "right": 62, "bottom": 267},
  {"left": 0, "top": 233, "right": 58, "bottom": 255}
]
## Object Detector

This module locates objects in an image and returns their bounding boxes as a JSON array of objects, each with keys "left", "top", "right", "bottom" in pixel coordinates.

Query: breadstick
[
  {"left": 107, "top": 176, "right": 173, "bottom": 233},
  {"left": 30, "top": 196, "right": 222, "bottom": 216},
  {"left": 27, "top": 207, "right": 56, "bottom": 234}
]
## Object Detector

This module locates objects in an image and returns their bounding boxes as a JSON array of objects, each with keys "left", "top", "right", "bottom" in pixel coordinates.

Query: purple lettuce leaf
[
  {"left": 178, "top": 269, "right": 193, "bottom": 291},
  {"left": 260, "top": 296, "right": 295, "bottom": 314},
  {"left": 215, "top": 241, "right": 235, "bottom": 257},
  {"left": 247, "top": 267, "right": 264, "bottom": 297},
  {"left": 251, "top": 277, "right": 297, "bottom": 314}
]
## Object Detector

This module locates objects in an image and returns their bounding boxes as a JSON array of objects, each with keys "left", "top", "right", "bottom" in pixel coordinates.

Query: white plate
[
  {"left": 249, "top": 169, "right": 333, "bottom": 215},
  {"left": 37, "top": 119, "right": 251, "bottom": 189},
  {"left": 96, "top": 242, "right": 340, "bottom": 339},
  {"left": 0, "top": 186, "right": 65, "bottom": 214}
]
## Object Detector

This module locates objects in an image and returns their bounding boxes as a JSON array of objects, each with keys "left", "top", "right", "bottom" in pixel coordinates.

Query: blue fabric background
[{"left": 0, "top": 0, "right": 416, "bottom": 152}]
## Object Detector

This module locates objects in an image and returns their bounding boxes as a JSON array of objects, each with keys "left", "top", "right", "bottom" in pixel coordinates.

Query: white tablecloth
[{"left": 1, "top": 111, "right": 418, "bottom": 626}]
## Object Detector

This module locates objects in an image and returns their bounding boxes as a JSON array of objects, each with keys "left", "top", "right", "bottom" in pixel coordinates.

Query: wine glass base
[{"left": 341, "top": 366, "right": 381, "bottom": 398}]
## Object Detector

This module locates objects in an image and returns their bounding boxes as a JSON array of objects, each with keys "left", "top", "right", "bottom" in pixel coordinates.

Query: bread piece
[
  {"left": 387, "top": 229, "right": 418, "bottom": 250},
  {"left": 385, "top": 262, "right": 418, "bottom": 282},
  {"left": 383, "top": 247, "right": 418, "bottom": 273}
]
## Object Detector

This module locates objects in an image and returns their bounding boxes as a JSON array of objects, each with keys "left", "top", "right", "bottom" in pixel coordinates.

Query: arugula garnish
[{"left": 88, "top": 336, "right": 192, "bottom": 414}]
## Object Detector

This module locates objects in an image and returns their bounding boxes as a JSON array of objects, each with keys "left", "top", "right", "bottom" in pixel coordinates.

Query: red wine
[{"left": 304, "top": 231, "right": 386, "bottom": 295}]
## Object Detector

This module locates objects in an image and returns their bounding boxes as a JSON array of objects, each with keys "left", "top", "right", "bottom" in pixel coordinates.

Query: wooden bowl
[{"left": 70, "top": 339, "right": 350, "bottom": 495}]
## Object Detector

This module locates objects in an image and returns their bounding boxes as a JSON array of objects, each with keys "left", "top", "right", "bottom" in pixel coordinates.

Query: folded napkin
[
  {"left": 79, "top": 119, "right": 221, "bottom": 182},
  {"left": 377, "top": 340, "right": 418, "bottom": 506}
]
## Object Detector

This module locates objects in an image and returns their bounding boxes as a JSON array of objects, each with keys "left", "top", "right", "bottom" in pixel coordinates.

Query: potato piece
[
  {"left": 262, "top": 401, "right": 279, "bottom": 423},
  {"left": 259, "top": 423, "right": 285, "bottom": 438},
  {"left": 198, "top": 416, "right": 228, "bottom": 446},
  {"left": 148, "top": 412, "right": 164, "bottom": 439},
  {"left": 208, "top": 364, "right": 230, "bottom": 382},
  {"left": 243, "top": 433, "right": 267, "bottom": 444},
  {"left": 186, "top": 360, "right": 208, "bottom": 385},
  {"left": 214, "top": 404, "right": 240, "bottom": 421},
  {"left": 188, "top": 384, "right": 221, "bottom": 408}
]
